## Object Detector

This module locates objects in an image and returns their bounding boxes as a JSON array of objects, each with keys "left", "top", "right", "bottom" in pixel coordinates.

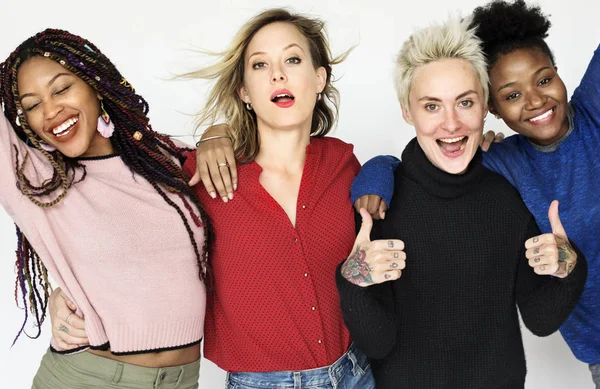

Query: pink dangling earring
[
  {"left": 39, "top": 141, "right": 56, "bottom": 152},
  {"left": 97, "top": 100, "right": 115, "bottom": 138}
]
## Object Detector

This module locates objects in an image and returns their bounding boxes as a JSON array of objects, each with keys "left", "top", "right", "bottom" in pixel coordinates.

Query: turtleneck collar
[{"left": 401, "top": 137, "right": 486, "bottom": 199}]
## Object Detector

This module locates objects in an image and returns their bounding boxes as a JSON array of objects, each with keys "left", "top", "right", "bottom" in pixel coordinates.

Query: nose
[
  {"left": 271, "top": 64, "right": 287, "bottom": 83},
  {"left": 525, "top": 90, "right": 545, "bottom": 110},
  {"left": 43, "top": 99, "right": 63, "bottom": 122},
  {"left": 441, "top": 108, "right": 461, "bottom": 133}
]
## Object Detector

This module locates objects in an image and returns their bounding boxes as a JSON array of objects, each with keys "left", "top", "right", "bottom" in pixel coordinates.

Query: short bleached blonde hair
[{"left": 394, "top": 16, "right": 489, "bottom": 108}]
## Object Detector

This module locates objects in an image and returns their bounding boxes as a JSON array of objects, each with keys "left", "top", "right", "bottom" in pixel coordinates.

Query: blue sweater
[{"left": 351, "top": 44, "right": 600, "bottom": 364}]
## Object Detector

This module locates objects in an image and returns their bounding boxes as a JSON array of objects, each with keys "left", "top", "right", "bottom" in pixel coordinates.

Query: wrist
[{"left": 202, "top": 123, "right": 230, "bottom": 139}]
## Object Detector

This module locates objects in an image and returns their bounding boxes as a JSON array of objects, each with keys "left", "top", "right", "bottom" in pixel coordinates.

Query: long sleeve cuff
[{"left": 351, "top": 155, "right": 400, "bottom": 207}]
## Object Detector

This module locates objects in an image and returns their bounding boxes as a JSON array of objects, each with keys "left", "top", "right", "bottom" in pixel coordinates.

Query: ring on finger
[
  {"left": 217, "top": 162, "right": 229, "bottom": 168},
  {"left": 65, "top": 313, "right": 74, "bottom": 325}
]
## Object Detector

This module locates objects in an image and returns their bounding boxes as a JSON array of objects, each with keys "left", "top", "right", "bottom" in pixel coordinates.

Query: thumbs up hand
[
  {"left": 341, "top": 208, "right": 406, "bottom": 287},
  {"left": 524, "top": 201, "right": 577, "bottom": 278}
]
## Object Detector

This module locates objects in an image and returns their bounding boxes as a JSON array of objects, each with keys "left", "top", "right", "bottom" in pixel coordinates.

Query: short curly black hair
[{"left": 470, "top": 0, "right": 554, "bottom": 67}]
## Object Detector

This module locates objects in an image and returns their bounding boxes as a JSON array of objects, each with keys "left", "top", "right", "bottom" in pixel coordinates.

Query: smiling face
[
  {"left": 488, "top": 48, "right": 569, "bottom": 145},
  {"left": 403, "top": 58, "right": 487, "bottom": 174},
  {"left": 17, "top": 56, "right": 113, "bottom": 158},
  {"left": 238, "top": 22, "right": 326, "bottom": 133}
]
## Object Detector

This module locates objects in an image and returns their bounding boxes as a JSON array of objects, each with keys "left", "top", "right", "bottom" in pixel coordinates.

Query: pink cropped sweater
[{"left": 0, "top": 113, "right": 206, "bottom": 354}]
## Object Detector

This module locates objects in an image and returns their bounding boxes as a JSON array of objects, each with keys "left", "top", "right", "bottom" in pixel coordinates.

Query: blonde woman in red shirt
[{"left": 50, "top": 8, "right": 390, "bottom": 389}]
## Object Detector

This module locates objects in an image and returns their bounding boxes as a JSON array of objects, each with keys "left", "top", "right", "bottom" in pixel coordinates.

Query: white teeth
[
  {"left": 438, "top": 136, "right": 465, "bottom": 143},
  {"left": 274, "top": 94, "right": 292, "bottom": 99},
  {"left": 52, "top": 117, "right": 78, "bottom": 135},
  {"left": 529, "top": 109, "right": 553, "bottom": 122}
]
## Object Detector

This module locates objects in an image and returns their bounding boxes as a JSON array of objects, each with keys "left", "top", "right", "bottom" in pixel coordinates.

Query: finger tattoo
[
  {"left": 59, "top": 324, "right": 69, "bottom": 333},
  {"left": 393, "top": 253, "right": 399, "bottom": 259},
  {"left": 540, "top": 265, "right": 546, "bottom": 271},
  {"left": 558, "top": 246, "right": 569, "bottom": 263},
  {"left": 534, "top": 257, "right": 540, "bottom": 263},
  {"left": 391, "top": 262, "right": 398, "bottom": 269},
  {"left": 533, "top": 236, "right": 539, "bottom": 243},
  {"left": 387, "top": 241, "right": 394, "bottom": 248},
  {"left": 533, "top": 248, "right": 540, "bottom": 255},
  {"left": 384, "top": 274, "right": 391, "bottom": 279}
]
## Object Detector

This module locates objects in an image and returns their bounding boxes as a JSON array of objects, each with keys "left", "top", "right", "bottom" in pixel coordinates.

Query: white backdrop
[{"left": 0, "top": 0, "right": 598, "bottom": 387}]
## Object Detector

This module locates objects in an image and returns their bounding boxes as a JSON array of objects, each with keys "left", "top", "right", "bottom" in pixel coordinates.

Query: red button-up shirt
[{"left": 184, "top": 137, "right": 359, "bottom": 372}]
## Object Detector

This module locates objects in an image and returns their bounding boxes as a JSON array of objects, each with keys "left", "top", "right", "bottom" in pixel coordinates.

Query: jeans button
[{"left": 160, "top": 372, "right": 166, "bottom": 380}]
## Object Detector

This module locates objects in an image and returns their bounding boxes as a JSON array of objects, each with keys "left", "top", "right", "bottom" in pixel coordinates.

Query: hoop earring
[
  {"left": 316, "top": 92, "right": 322, "bottom": 101},
  {"left": 246, "top": 103, "right": 253, "bottom": 111},
  {"left": 97, "top": 100, "right": 115, "bottom": 138}
]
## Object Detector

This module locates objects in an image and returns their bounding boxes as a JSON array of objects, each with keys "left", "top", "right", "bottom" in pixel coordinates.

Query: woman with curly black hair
[
  {"left": 470, "top": 1, "right": 600, "bottom": 385},
  {"left": 352, "top": 1, "right": 599, "bottom": 386}
]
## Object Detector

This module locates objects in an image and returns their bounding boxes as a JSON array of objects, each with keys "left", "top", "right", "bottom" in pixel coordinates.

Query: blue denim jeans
[{"left": 225, "top": 343, "right": 374, "bottom": 389}]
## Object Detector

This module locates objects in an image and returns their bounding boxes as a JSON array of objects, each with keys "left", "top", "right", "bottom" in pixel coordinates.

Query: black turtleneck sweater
[{"left": 336, "top": 138, "right": 587, "bottom": 389}]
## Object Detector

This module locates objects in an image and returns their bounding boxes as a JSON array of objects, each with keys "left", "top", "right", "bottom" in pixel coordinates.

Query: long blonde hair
[{"left": 183, "top": 8, "right": 349, "bottom": 163}]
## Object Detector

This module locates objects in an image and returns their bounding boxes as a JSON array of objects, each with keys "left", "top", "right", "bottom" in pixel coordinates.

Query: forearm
[
  {"left": 201, "top": 123, "right": 230, "bottom": 139},
  {"left": 351, "top": 155, "right": 400, "bottom": 206},
  {"left": 336, "top": 263, "right": 397, "bottom": 359},
  {"left": 518, "top": 239, "right": 588, "bottom": 336}
]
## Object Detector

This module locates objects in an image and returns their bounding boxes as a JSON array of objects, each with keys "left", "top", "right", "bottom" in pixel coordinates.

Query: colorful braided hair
[{"left": 0, "top": 29, "right": 211, "bottom": 345}]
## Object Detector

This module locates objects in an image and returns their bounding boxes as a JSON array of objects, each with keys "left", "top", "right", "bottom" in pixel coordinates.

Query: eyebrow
[
  {"left": 417, "top": 90, "right": 477, "bottom": 102},
  {"left": 247, "top": 43, "right": 305, "bottom": 63},
  {"left": 496, "top": 66, "right": 552, "bottom": 92},
  {"left": 19, "top": 73, "right": 71, "bottom": 100}
]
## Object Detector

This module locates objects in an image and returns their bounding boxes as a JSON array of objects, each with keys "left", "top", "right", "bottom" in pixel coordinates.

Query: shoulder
[
  {"left": 479, "top": 168, "right": 533, "bottom": 225},
  {"left": 311, "top": 136, "right": 359, "bottom": 172},
  {"left": 482, "top": 135, "right": 531, "bottom": 181},
  {"left": 311, "top": 136, "right": 354, "bottom": 153},
  {"left": 484, "top": 134, "right": 526, "bottom": 160}
]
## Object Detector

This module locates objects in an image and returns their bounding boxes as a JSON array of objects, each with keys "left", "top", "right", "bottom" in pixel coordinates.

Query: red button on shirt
[{"left": 184, "top": 137, "right": 360, "bottom": 372}]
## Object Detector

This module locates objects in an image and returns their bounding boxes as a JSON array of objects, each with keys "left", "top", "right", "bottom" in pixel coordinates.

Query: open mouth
[
  {"left": 271, "top": 90, "right": 295, "bottom": 108},
  {"left": 527, "top": 107, "right": 556, "bottom": 123},
  {"left": 51, "top": 116, "right": 79, "bottom": 138},
  {"left": 436, "top": 135, "right": 468, "bottom": 155}
]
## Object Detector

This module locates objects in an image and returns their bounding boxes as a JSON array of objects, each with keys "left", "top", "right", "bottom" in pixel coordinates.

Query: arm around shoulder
[{"left": 350, "top": 155, "right": 400, "bottom": 207}]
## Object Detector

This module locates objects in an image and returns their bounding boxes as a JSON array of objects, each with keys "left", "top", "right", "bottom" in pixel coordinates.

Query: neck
[
  {"left": 81, "top": 133, "right": 115, "bottom": 158},
  {"left": 255, "top": 122, "right": 311, "bottom": 172}
]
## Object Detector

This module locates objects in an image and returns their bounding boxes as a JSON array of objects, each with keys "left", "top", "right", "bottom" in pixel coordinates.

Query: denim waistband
[{"left": 226, "top": 343, "right": 370, "bottom": 388}]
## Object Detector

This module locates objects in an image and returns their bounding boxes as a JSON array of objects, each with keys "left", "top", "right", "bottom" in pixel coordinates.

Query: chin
[
  {"left": 55, "top": 144, "right": 91, "bottom": 158},
  {"left": 440, "top": 161, "right": 470, "bottom": 174},
  {"left": 432, "top": 145, "right": 476, "bottom": 175}
]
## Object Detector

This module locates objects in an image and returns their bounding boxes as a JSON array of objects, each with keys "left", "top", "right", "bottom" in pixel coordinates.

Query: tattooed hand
[
  {"left": 341, "top": 208, "right": 406, "bottom": 287},
  {"left": 525, "top": 200, "right": 577, "bottom": 278}
]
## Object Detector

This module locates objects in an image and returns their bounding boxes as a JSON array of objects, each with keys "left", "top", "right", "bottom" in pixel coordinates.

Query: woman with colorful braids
[{"left": 0, "top": 29, "right": 209, "bottom": 388}]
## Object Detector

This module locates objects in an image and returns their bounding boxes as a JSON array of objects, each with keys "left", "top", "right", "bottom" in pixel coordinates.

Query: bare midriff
[{"left": 87, "top": 343, "right": 200, "bottom": 368}]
